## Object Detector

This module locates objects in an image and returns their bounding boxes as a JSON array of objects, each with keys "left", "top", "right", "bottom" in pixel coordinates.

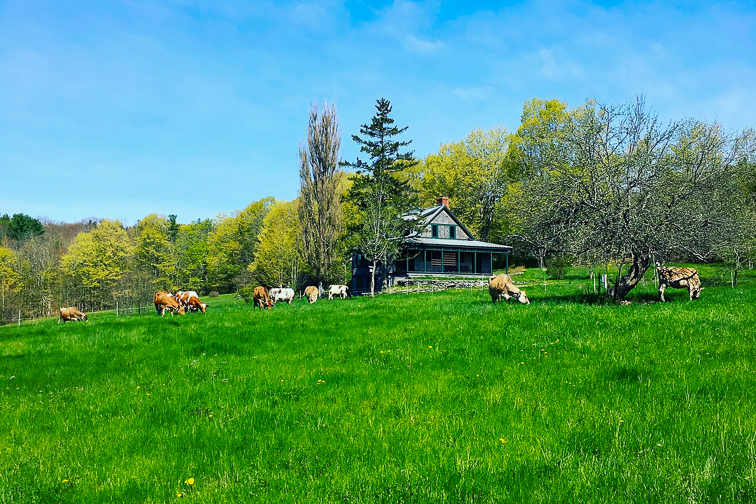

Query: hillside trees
[
  {"left": 249, "top": 200, "right": 303, "bottom": 288},
  {"left": 174, "top": 219, "right": 213, "bottom": 292},
  {"left": 344, "top": 98, "right": 418, "bottom": 296},
  {"left": 61, "top": 219, "right": 134, "bottom": 309},
  {"left": 0, "top": 246, "right": 21, "bottom": 319},
  {"left": 134, "top": 214, "right": 175, "bottom": 292},
  {"left": 0, "top": 213, "right": 45, "bottom": 244},
  {"left": 298, "top": 103, "right": 344, "bottom": 285},
  {"left": 415, "top": 127, "right": 513, "bottom": 242},
  {"left": 510, "top": 97, "right": 754, "bottom": 300},
  {"left": 207, "top": 198, "right": 272, "bottom": 292}
]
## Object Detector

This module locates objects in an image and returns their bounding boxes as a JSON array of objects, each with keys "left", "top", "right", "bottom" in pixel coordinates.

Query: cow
[
  {"left": 154, "top": 291, "right": 186, "bottom": 316},
  {"left": 253, "top": 286, "right": 273, "bottom": 310},
  {"left": 176, "top": 290, "right": 208, "bottom": 313},
  {"left": 304, "top": 285, "right": 319, "bottom": 304},
  {"left": 488, "top": 274, "right": 530, "bottom": 305},
  {"left": 328, "top": 284, "right": 349, "bottom": 300},
  {"left": 270, "top": 287, "right": 295, "bottom": 305},
  {"left": 656, "top": 264, "right": 702, "bottom": 302},
  {"left": 59, "top": 307, "right": 88, "bottom": 323}
]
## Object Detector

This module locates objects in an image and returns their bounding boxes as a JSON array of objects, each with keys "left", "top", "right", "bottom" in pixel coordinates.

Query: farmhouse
[{"left": 351, "top": 197, "right": 513, "bottom": 294}]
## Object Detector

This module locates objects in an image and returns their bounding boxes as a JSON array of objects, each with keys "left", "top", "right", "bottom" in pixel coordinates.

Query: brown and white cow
[
  {"left": 328, "top": 284, "right": 349, "bottom": 300},
  {"left": 657, "top": 265, "right": 702, "bottom": 302},
  {"left": 304, "top": 286, "right": 319, "bottom": 304},
  {"left": 253, "top": 286, "right": 273, "bottom": 310},
  {"left": 59, "top": 307, "right": 88, "bottom": 323},
  {"left": 154, "top": 291, "right": 186, "bottom": 316},
  {"left": 176, "top": 290, "right": 208, "bottom": 313},
  {"left": 488, "top": 274, "right": 530, "bottom": 305}
]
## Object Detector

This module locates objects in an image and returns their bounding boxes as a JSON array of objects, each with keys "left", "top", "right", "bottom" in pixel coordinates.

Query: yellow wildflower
[{"left": 185, "top": 477, "right": 194, "bottom": 485}]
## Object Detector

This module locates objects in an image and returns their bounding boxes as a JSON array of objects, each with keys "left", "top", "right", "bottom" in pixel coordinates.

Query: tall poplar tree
[
  {"left": 298, "top": 103, "right": 343, "bottom": 286},
  {"left": 344, "top": 98, "right": 418, "bottom": 296}
]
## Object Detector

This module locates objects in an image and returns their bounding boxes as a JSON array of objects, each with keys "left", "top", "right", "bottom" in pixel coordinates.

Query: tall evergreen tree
[{"left": 344, "top": 98, "right": 418, "bottom": 296}]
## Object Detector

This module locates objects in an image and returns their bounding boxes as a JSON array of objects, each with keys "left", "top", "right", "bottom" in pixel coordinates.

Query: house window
[
  {"left": 449, "top": 225, "right": 456, "bottom": 239},
  {"left": 431, "top": 224, "right": 439, "bottom": 238}
]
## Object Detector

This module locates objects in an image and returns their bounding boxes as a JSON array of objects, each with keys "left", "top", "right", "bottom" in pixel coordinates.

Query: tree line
[{"left": 2, "top": 96, "right": 755, "bottom": 322}]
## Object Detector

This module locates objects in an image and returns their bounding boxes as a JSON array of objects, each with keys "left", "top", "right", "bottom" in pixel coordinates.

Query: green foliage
[
  {"left": 298, "top": 103, "right": 345, "bottom": 285},
  {"left": 133, "top": 214, "right": 175, "bottom": 291},
  {"left": 2, "top": 267, "right": 756, "bottom": 501},
  {"left": 0, "top": 213, "right": 45, "bottom": 244},
  {"left": 249, "top": 200, "right": 303, "bottom": 287},
  {"left": 175, "top": 219, "right": 213, "bottom": 292},
  {"left": 415, "top": 128, "right": 514, "bottom": 242},
  {"left": 61, "top": 219, "right": 134, "bottom": 305},
  {"left": 207, "top": 198, "right": 273, "bottom": 293}
]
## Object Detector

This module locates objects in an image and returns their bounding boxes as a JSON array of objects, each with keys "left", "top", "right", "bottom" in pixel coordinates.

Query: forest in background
[{"left": 2, "top": 96, "right": 755, "bottom": 322}]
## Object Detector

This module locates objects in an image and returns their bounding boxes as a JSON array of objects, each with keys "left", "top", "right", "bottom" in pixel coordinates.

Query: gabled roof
[
  {"left": 405, "top": 204, "right": 476, "bottom": 241},
  {"left": 402, "top": 203, "right": 512, "bottom": 251}
]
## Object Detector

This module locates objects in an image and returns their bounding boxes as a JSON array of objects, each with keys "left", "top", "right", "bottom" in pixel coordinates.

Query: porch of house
[{"left": 394, "top": 249, "right": 509, "bottom": 276}]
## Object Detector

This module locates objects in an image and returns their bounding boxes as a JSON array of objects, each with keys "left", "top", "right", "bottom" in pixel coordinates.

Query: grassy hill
[{"left": 1, "top": 266, "right": 755, "bottom": 503}]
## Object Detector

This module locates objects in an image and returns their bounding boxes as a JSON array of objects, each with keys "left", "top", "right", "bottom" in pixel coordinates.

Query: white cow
[
  {"left": 328, "top": 284, "right": 349, "bottom": 300},
  {"left": 269, "top": 287, "right": 295, "bottom": 305}
]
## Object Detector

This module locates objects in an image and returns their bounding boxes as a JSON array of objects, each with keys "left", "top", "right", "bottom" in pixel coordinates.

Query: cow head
[
  {"left": 178, "top": 305, "right": 186, "bottom": 315},
  {"left": 515, "top": 290, "right": 530, "bottom": 305},
  {"left": 266, "top": 298, "right": 273, "bottom": 309}
]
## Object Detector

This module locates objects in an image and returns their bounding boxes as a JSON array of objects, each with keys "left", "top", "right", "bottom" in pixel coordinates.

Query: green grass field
[{"left": 1, "top": 266, "right": 755, "bottom": 503}]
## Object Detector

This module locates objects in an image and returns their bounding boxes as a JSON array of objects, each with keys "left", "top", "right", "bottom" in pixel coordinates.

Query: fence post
[
  {"left": 18, "top": 310, "right": 21, "bottom": 327},
  {"left": 116, "top": 301, "right": 119, "bottom": 318}
]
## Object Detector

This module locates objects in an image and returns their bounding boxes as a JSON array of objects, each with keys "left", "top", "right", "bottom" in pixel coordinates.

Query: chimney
[{"left": 436, "top": 196, "right": 449, "bottom": 208}]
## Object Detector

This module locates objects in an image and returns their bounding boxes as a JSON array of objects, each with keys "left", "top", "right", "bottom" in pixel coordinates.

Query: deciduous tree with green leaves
[
  {"left": 298, "top": 103, "right": 344, "bottom": 286},
  {"left": 61, "top": 219, "right": 134, "bottom": 309},
  {"left": 249, "top": 200, "right": 303, "bottom": 288},
  {"left": 415, "top": 127, "right": 513, "bottom": 242},
  {"left": 511, "top": 97, "right": 754, "bottom": 300}
]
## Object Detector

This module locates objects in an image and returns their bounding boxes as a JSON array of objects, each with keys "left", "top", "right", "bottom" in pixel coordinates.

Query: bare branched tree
[
  {"left": 298, "top": 103, "right": 344, "bottom": 286},
  {"left": 512, "top": 97, "right": 754, "bottom": 299}
]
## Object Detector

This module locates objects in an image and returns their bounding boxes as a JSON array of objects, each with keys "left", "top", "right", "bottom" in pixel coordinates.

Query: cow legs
[{"left": 658, "top": 284, "right": 666, "bottom": 302}]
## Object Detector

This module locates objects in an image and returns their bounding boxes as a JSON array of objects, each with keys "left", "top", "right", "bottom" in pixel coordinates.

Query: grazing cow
[
  {"left": 488, "top": 274, "right": 530, "bottom": 305},
  {"left": 59, "top": 307, "right": 88, "bottom": 323},
  {"left": 270, "top": 287, "right": 295, "bottom": 305},
  {"left": 304, "top": 286, "right": 319, "bottom": 304},
  {"left": 328, "top": 284, "right": 349, "bottom": 300},
  {"left": 657, "top": 265, "right": 702, "bottom": 302},
  {"left": 154, "top": 291, "right": 186, "bottom": 316},
  {"left": 253, "top": 286, "right": 273, "bottom": 310},
  {"left": 176, "top": 290, "right": 208, "bottom": 313}
]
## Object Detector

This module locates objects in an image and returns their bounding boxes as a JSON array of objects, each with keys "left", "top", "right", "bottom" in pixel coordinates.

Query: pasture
[{"left": 1, "top": 266, "right": 755, "bottom": 503}]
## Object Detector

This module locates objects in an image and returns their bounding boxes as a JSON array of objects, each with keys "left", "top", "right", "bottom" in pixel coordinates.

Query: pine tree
[{"left": 344, "top": 98, "right": 418, "bottom": 296}]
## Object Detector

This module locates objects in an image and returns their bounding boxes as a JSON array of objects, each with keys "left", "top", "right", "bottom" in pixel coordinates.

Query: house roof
[
  {"left": 403, "top": 203, "right": 512, "bottom": 252},
  {"left": 406, "top": 236, "right": 512, "bottom": 252}
]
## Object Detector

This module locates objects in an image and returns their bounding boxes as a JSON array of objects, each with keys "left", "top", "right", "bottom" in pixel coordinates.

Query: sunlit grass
[{"left": 1, "top": 265, "right": 755, "bottom": 502}]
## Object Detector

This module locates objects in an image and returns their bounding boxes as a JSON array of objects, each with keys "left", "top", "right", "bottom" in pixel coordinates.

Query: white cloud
[{"left": 403, "top": 35, "right": 443, "bottom": 54}]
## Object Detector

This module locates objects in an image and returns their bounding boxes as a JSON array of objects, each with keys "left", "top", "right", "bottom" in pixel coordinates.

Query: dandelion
[
  {"left": 380, "top": 351, "right": 384, "bottom": 354},
  {"left": 185, "top": 477, "right": 195, "bottom": 486},
  {"left": 428, "top": 346, "right": 432, "bottom": 349},
  {"left": 146, "top": 392, "right": 151, "bottom": 396},
  {"left": 62, "top": 479, "right": 69, "bottom": 483},
  {"left": 208, "top": 414, "right": 213, "bottom": 418},
  {"left": 499, "top": 438, "right": 507, "bottom": 444},
  {"left": 177, "top": 492, "right": 184, "bottom": 498},
  {"left": 619, "top": 419, "right": 624, "bottom": 424}
]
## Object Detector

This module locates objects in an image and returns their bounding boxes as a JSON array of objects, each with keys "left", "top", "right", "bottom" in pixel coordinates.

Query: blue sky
[{"left": 1, "top": 0, "right": 754, "bottom": 225}]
